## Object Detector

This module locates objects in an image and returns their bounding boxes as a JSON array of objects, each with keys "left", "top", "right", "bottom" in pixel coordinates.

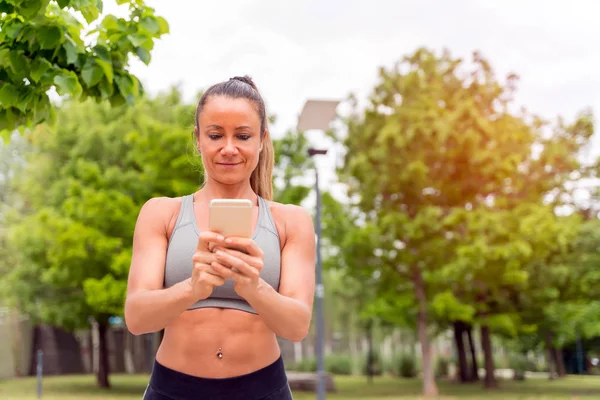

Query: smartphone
[{"left": 208, "top": 198, "right": 253, "bottom": 238}]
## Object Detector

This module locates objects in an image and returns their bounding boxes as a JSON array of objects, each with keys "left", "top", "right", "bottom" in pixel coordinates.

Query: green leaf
[
  {"left": 128, "top": 34, "right": 149, "bottom": 48},
  {"left": 14, "top": 86, "right": 35, "bottom": 113},
  {"left": 32, "top": 93, "right": 51, "bottom": 122},
  {"left": 30, "top": 58, "right": 53, "bottom": 83},
  {"left": 140, "top": 16, "right": 159, "bottom": 34},
  {"left": 101, "top": 14, "right": 119, "bottom": 31},
  {"left": 38, "top": 25, "right": 63, "bottom": 50},
  {"left": 18, "top": 0, "right": 44, "bottom": 18},
  {"left": 4, "top": 19, "right": 24, "bottom": 40},
  {"left": 0, "top": 49, "right": 11, "bottom": 68},
  {"left": 116, "top": 0, "right": 129, "bottom": 4},
  {"left": 98, "top": 79, "right": 114, "bottom": 100},
  {"left": 57, "top": 0, "right": 71, "bottom": 8},
  {"left": 81, "top": 60, "right": 104, "bottom": 88},
  {"left": 63, "top": 36, "right": 80, "bottom": 65},
  {"left": 53, "top": 70, "right": 82, "bottom": 98},
  {"left": 94, "top": 58, "right": 113, "bottom": 84},
  {"left": 114, "top": 75, "right": 133, "bottom": 97},
  {"left": 135, "top": 47, "right": 151, "bottom": 65},
  {"left": 0, "top": 83, "right": 19, "bottom": 108},
  {"left": 156, "top": 17, "right": 169, "bottom": 35},
  {"left": 93, "top": 44, "right": 111, "bottom": 62},
  {"left": 9, "top": 50, "right": 28, "bottom": 76},
  {"left": 80, "top": 4, "right": 100, "bottom": 24}
]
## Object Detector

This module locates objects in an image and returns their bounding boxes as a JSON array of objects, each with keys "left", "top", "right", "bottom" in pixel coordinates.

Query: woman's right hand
[{"left": 190, "top": 231, "right": 227, "bottom": 300}]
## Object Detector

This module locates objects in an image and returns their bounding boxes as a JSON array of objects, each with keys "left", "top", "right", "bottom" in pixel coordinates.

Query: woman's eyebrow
[{"left": 205, "top": 124, "right": 223, "bottom": 130}]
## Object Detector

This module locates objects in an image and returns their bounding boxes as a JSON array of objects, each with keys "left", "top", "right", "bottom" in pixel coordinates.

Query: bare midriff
[{"left": 155, "top": 307, "right": 281, "bottom": 378}]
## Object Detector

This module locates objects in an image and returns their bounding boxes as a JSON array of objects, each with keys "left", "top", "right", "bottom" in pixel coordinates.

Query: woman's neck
[{"left": 196, "top": 178, "right": 257, "bottom": 203}]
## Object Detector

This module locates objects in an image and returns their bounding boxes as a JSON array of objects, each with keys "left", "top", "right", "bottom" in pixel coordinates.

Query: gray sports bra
[{"left": 163, "top": 194, "right": 281, "bottom": 314}]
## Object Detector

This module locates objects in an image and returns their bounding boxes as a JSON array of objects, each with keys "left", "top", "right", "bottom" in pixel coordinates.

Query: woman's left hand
[{"left": 210, "top": 237, "right": 265, "bottom": 297}]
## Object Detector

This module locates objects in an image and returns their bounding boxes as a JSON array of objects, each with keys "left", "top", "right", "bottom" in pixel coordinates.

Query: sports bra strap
[{"left": 178, "top": 194, "right": 196, "bottom": 227}]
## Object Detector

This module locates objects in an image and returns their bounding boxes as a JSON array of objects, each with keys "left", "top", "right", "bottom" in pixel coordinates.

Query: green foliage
[
  {"left": 287, "top": 357, "right": 317, "bottom": 372},
  {"left": 272, "top": 129, "right": 312, "bottom": 205},
  {"left": 334, "top": 47, "right": 597, "bottom": 393},
  {"left": 0, "top": 0, "right": 169, "bottom": 137},
  {"left": 360, "top": 349, "right": 384, "bottom": 376},
  {"left": 388, "top": 353, "right": 418, "bottom": 378},
  {"left": 435, "top": 356, "right": 450, "bottom": 379},
  {"left": 4, "top": 88, "right": 198, "bottom": 329},
  {"left": 325, "top": 354, "right": 353, "bottom": 375}
]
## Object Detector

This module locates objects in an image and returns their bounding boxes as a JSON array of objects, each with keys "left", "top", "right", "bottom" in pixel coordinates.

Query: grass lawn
[{"left": 0, "top": 373, "right": 599, "bottom": 400}]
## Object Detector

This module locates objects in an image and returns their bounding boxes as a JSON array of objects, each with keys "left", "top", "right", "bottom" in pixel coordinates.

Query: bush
[
  {"left": 508, "top": 354, "right": 529, "bottom": 381},
  {"left": 388, "top": 353, "right": 418, "bottom": 378},
  {"left": 361, "top": 350, "right": 383, "bottom": 376},
  {"left": 287, "top": 357, "right": 316, "bottom": 372},
  {"left": 435, "top": 356, "right": 450, "bottom": 378},
  {"left": 325, "top": 354, "right": 352, "bottom": 375}
]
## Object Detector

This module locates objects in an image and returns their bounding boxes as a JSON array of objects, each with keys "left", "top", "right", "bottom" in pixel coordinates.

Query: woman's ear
[
  {"left": 260, "top": 129, "right": 268, "bottom": 152},
  {"left": 194, "top": 127, "right": 201, "bottom": 153}
]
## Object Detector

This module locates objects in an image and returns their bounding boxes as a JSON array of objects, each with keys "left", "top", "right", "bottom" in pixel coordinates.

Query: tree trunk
[
  {"left": 466, "top": 324, "right": 479, "bottom": 381},
  {"left": 480, "top": 325, "right": 497, "bottom": 389},
  {"left": 453, "top": 321, "right": 469, "bottom": 383},
  {"left": 96, "top": 322, "right": 110, "bottom": 388},
  {"left": 554, "top": 347, "right": 566, "bottom": 377},
  {"left": 366, "top": 319, "right": 374, "bottom": 384},
  {"left": 413, "top": 270, "right": 438, "bottom": 397},
  {"left": 545, "top": 331, "right": 557, "bottom": 380}
]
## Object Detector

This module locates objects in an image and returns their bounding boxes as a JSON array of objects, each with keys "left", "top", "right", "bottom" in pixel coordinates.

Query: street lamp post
[
  {"left": 307, "top": 147, "right": 327, "bottom": 400},
  {"left": 297, "top": 100, "right": 339, "bottom": 400}
]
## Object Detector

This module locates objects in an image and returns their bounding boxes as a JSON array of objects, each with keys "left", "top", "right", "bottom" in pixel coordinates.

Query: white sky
[{"left": 103, "top": 0, "right": 600, "bottom": 198}]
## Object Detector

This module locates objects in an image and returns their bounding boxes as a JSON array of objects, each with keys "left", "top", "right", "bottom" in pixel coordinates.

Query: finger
[
  {"left": 211, "top": 261, "right": 251, "bottom": 285},
  {"left": 199, "top": 270, "right": 226, "bottom": 287},
  {"left": 223, "top": 237, "right": 264, "bottom": 258},
  {"left": 194, "top": 263, "right": 226, "bottom": 286},
  {"left": 213, "top": 246, "right": 263, "bottom": 270},
  {"left": 213, "top": 250, "right": 259, "bottom": 280},
  {"left": 197, "top": 231, "right": 225, "bottom": 252},
  {"left": 192, "top": 252, "right": 218, "bottom": 265}
]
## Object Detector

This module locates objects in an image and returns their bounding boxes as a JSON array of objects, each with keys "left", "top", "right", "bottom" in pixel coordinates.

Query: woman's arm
[
  {"left": 212, "top": 205, "right": 316, "bottom": 342},
  {"left": 124, "top": 198, "right": 197, "bottom": 335}
]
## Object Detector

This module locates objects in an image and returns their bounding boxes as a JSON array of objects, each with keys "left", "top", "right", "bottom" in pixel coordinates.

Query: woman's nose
[{"left": 221, "top": 138, "right": 238, "bottom": 155}]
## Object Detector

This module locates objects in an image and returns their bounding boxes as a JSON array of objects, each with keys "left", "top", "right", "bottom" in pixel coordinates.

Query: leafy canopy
[{"left": 0, "top": 0, "right": 169, "bottom": 139}]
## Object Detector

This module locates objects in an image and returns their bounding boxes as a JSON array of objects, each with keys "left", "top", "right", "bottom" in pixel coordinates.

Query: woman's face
[{"left": 196, "top": 95, "right": 263, "bottom": 186}]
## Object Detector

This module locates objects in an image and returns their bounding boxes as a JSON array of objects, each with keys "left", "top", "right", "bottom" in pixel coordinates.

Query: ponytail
[{"left": 250, "top": 129, "right": 274, "bottom": 200}]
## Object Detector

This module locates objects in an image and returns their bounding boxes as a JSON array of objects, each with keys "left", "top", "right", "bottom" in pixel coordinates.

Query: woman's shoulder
[
  {"left": 265, "top": 199, "right": 311, "bottom": 218},
  {"left": 137, "top": 196, "right": 187, "bottom": 234},
  {"left": 265, "top": 200, "right": 314, "bottom": 240},
  {"left": 140, "top": 195, "right": 184, "bottom": 214}
]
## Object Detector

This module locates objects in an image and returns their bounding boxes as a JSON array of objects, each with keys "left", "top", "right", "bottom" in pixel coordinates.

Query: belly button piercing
[{"left": 217, "top": 347, "right": 223, "bottom": 359}]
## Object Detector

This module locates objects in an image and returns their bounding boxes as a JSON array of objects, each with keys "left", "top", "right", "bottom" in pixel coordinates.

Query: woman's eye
[
  {"left": 208, "top": 134, "right": 222, "bottom": 140},
  {"left": 237, "top": 135, "right": 251, "bottom": 141}
]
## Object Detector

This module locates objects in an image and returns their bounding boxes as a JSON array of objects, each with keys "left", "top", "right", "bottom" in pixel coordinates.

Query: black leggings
[{"left": 142, "top": 357, "right": 293, "bottom": 400}]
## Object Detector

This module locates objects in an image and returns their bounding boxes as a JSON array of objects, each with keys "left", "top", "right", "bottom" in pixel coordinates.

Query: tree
[
  {"left": 4, "top": 88, "right": 198, "bottom": 388},
  {"left": 0, "top": 132, "right": 28, "bottom": 296},
  {"left": 272, "top": 129, "right": 312, "bottom": 205},
  {"left": 0, "top": 0, "right": 168, "bottom": 139},
  {"left": 337, "top": 47, "right": 596, "bottom": 395}
]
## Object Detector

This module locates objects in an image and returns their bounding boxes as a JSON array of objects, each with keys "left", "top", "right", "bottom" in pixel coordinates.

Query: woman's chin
[{"left": 213, "top": 175, "right": 250, "bottom": 186}]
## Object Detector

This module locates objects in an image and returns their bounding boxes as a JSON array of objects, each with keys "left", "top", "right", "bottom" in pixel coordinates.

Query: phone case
[{"left": 208, "top": 199, "right": 253, "bottom": 238}]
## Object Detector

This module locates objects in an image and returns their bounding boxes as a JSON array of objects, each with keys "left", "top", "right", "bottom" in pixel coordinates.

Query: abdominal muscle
[{"left": 155, "top": 306, "right": 281, "bottom": 378}]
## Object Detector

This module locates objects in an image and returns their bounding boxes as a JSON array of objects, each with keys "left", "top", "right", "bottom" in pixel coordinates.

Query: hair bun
[{"left": 230, "top": 75, "right": 257, "bottom": 90}]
